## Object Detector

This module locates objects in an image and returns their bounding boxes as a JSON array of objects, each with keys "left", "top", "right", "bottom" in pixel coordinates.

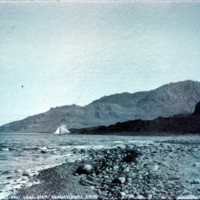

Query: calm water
[{"left": 0, "top": 133, "right": 200, "bottom": 199}]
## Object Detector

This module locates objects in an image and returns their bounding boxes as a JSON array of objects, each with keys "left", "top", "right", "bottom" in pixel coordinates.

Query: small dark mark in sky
[{"left": 21, "top": 85, "right": 24, "bottom": 89}]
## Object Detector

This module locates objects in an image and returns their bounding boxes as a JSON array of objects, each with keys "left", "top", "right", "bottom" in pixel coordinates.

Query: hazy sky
[{"left": 0, "top": 1, "right": 200, "bottom": 125}]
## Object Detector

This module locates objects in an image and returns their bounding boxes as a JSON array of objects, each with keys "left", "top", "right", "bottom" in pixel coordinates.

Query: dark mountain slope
[{"left": 78, "top": 101, "right": 200, "bottom": 134}]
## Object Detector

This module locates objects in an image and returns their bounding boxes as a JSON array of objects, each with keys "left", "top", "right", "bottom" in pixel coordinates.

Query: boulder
[{"left": 76, "top": 164, "right": 93, "bottom": 175}]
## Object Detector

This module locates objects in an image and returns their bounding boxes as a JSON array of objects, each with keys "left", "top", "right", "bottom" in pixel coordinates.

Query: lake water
[{"left": 0, "top": 133, "right": 200, "bottom": 199}]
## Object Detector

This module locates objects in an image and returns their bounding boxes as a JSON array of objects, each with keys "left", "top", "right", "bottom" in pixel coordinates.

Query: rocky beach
[
  {"left": 10, "top": 137, "right": 200, "bottom": 200},
  {"left": 1, "top": 0, "right": 200, "bottom": 199}
]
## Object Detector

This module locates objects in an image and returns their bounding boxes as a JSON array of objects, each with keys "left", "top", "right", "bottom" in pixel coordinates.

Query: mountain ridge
[{"left": 1, "top": 80, "right": 200, "bottom": 133}]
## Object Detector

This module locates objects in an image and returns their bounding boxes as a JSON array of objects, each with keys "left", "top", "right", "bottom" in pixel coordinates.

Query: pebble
[
  {"left": 126, "top": 194, "right": 135, "bottom": 198},
  {"left": 120, "top": 192, "right": 126, "bottom": 198},
  {"left": 136, "top": 195, "right": 145, "bottom": 199},
  {"left": 118, "top": 177, "right": 126, "bottom": 184},
  {"left": 73, "top": 144, "right": 193, "bottom": 199},
  {"left": 190, "top": 179, "right": 200, "bottom": 184},
  {"left": 113, "top": 165, "right": 119, "bottom": 171},
  {"left": 90, "top": 186, "right": 95, "bottom": 190},
  {"left": 22, "top": 173, "right": 29, "bottom": 177},
  {"left": 193, "top": 162, "right": 200, "bottom": 167},
  {"left": 168, "top": 176, "right": 179, "bottom": 181},
  {"left": 124, "top": 166, "right": 130, "bottom": 172},
  {"left": 112, "top": 178, "right": 121, "bottom": 184}
]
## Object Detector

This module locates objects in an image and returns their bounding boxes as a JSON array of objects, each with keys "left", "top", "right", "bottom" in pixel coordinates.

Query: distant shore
[
  {"left": 70, "top": 131, "right": 200, "bottom": 136},
  {"left": 72, "top": 114, "right": 200, "bottom": 135},
  {"left": 1, "top": 80, "right": 200, "bottom": 134}
]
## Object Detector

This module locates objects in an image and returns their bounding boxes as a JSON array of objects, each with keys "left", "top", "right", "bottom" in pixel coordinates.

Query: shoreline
[
  {"left": 2, "top": 131, "right": 200, "bottom": 137},
  {"left": 8, "top": 140, "right": 200, "bottom": 200},
  {"left": 10, "top": 161, "right": 97, "bottom": 199}
]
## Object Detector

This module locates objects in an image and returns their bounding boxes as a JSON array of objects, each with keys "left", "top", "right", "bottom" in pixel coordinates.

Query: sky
[{"left": 0, "top": 1, "right": 200, "bottom": 125}]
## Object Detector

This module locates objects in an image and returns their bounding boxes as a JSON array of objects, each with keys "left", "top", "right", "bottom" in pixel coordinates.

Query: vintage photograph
[{"left": 0, "top": 0, "right": 200, "bottom": 199}]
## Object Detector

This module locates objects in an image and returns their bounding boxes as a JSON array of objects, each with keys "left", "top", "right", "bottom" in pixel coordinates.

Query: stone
[
  {"left": 80, "top": 177, "right": 96, "bottom": 186},
  {"left": 127, "top": 177, "right": 132, "bottom": 182},
  {"left": 190, "top": 179, "right": 200, "bottom": 184},
  {"left": 41, "top": 150, "right": 47, "bottom": 154},
  {"left": 90, "top": 186, "right": 95, "bottom": 190},
  {"left": 120, "top": 192, "right": 126, "bottom": 198},
  {"left": 112, "top": 177, "right": 126, "bottom": 184},
  {"left": 126, "top": 194, "right": 135, "bottom": 199},
  {"left": 177, "top": 194, "right": 199, "bottom": 200},
  {"left": 122, "top": 150, "right": 139, "bottom": 163},
  {"left": 76, "top": 164, "right": 93, "bottom": 175},
  {"left": 193, "top": 163, "right": 200, "bottom": 167},
  {"left": 144, "top": 161, "right": 159, "bottom": 171},
  {"left": 103, "top": 184, "right": 109, "bottom": 189},
  {"left": 2, "top": 171, "right": 10, "bottom": 174},
  {"left": 25, "top": 182, "right": 33, "bottom": 188},
  {"left": 119, "top": 177, "right": 126, "bottom": 184},
  {"left": 113, "top": 165, "right": 119, "bottom": 171},
  {"left": 168, "top": 176, "right": 179, "bottom": 181},
  {"left": 80, "top": 149, "right": 86, "bottom": 154},
  {"left": 136, "top": 195, "right": 145, "bottom": 199},
  {"left": 22, "top": 173, "right": 29, "bottom": 177},
  {"left": 124, "top": 166, "right": 130, "bottom": 172}
]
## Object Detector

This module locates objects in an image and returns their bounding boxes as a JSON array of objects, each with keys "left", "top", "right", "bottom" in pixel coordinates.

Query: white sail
[
  {"left": 54, "top": 124, "right": 70, "bottom": 135},
  {"left": 54, "top": 126, "right": 61, "bottom": 134},
  {"left": 60, "top": 124, "right": 70, "bottom": 133}
]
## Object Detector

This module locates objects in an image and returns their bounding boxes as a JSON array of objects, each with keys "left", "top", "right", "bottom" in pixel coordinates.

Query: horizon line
[{"left": 0, "top": 0, "right": 200, "bottom": 3}]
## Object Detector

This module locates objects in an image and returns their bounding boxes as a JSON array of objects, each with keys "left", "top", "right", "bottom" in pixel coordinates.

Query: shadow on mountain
[{"left": 75, "top": 101, "right": 200, "bottom": 135}]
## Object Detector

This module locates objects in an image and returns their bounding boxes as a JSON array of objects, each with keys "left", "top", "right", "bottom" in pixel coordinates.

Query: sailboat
[{"left": 54, "top": 124, "right": 70, "bottom": 135}]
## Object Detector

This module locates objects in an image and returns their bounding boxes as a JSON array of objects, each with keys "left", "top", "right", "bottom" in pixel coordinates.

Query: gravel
[{"left": 9, "top": 141, "right": 200, "bottom": 199}]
